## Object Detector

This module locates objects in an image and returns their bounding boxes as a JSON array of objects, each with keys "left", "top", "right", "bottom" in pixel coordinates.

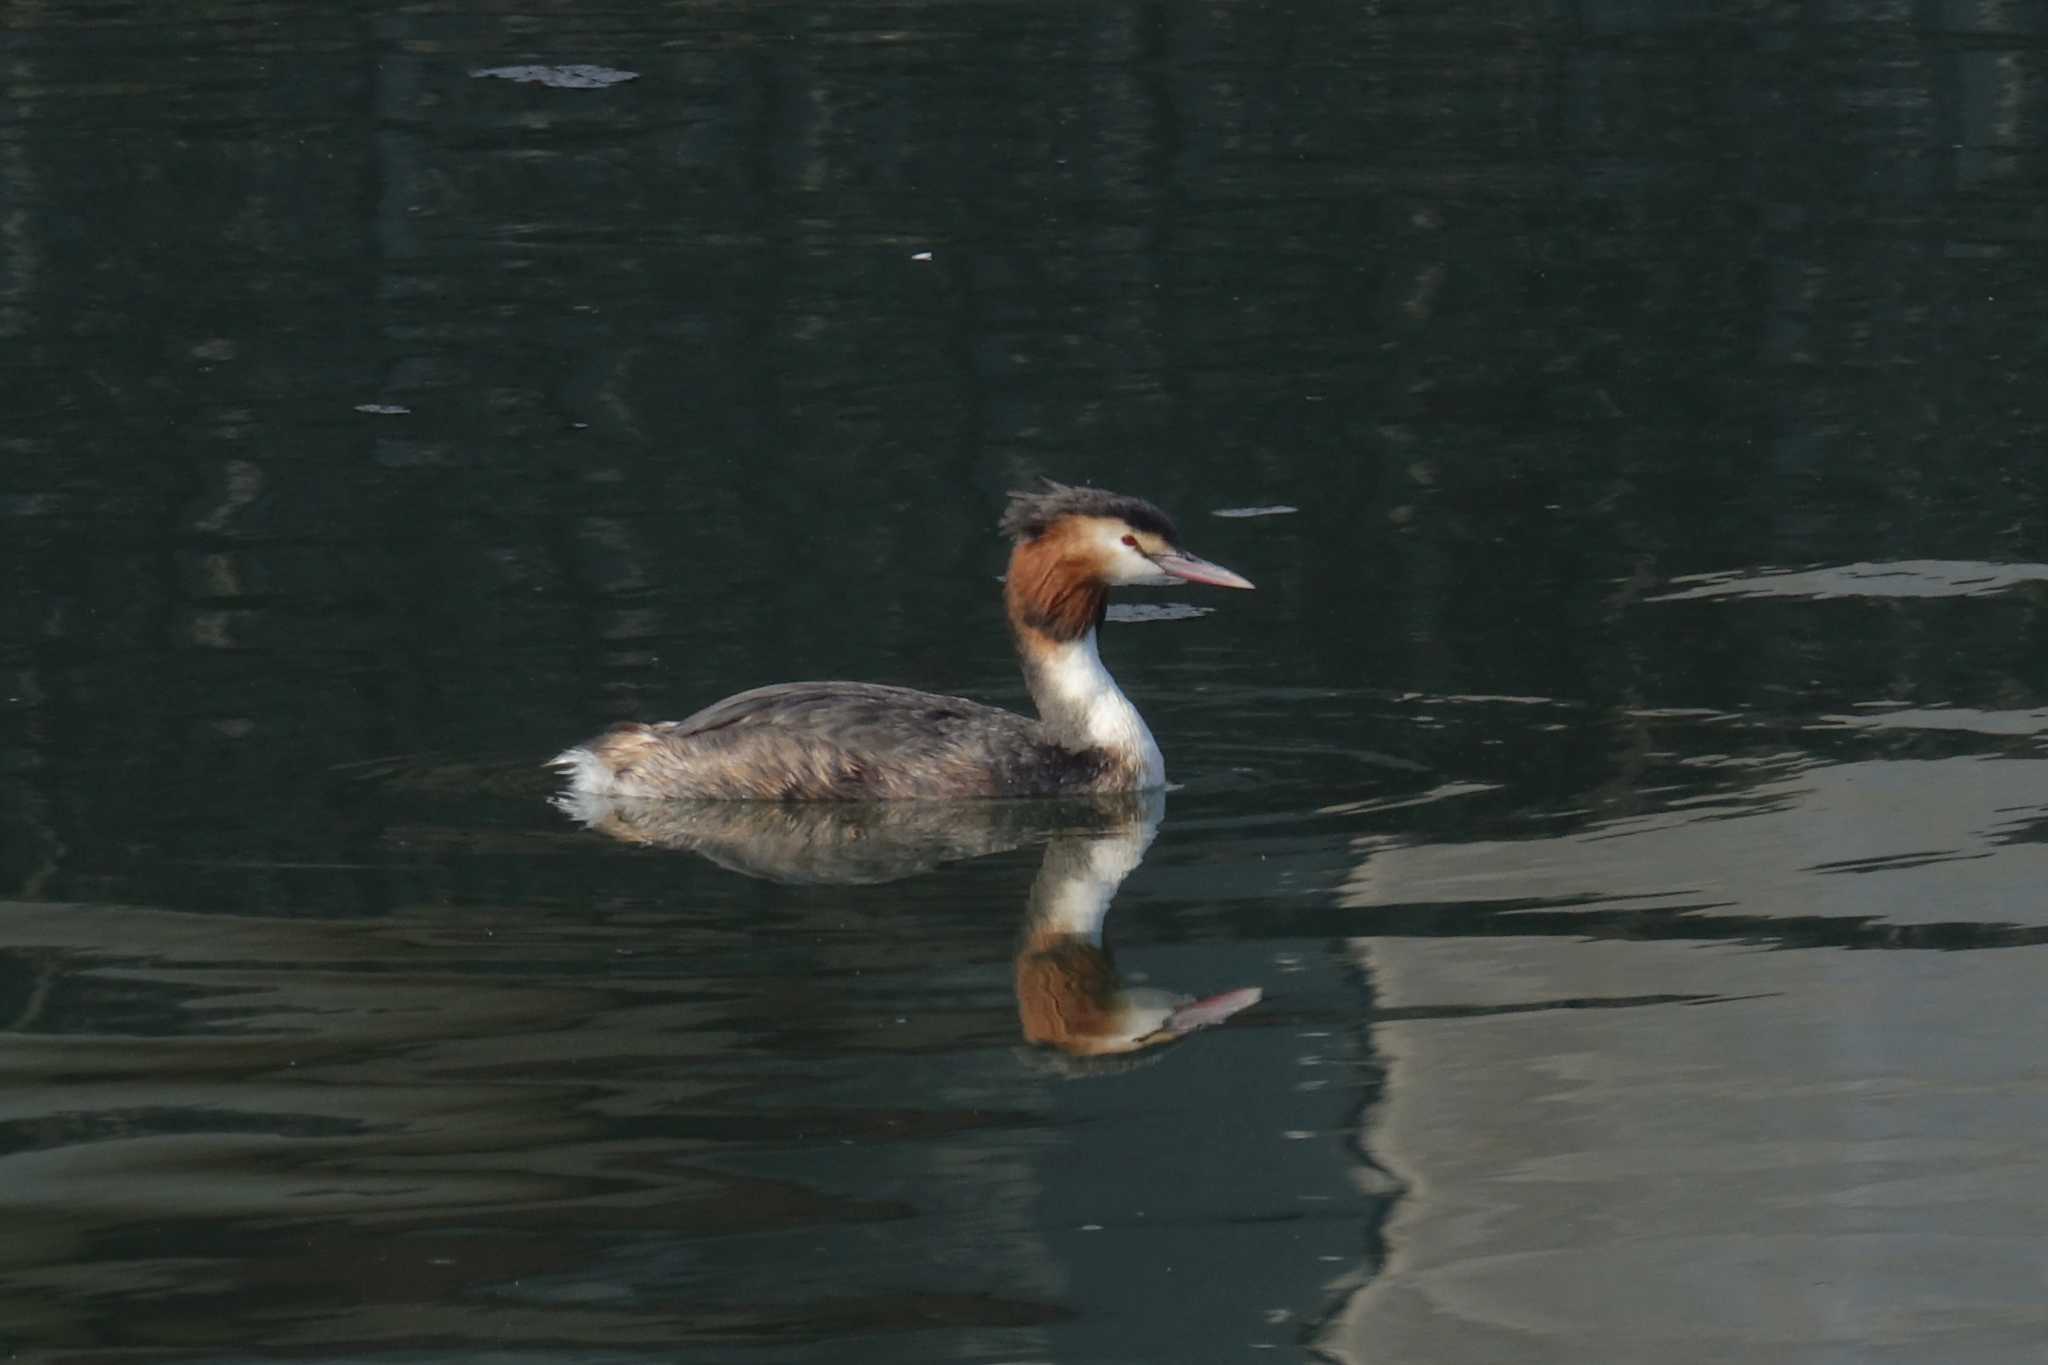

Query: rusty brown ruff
[
  {"left": 1003, "top": 527, "right": 1110, "bottom": 646},
  {"left": 1014, "top": 929, "right": 1124, "bottom": 1051}
]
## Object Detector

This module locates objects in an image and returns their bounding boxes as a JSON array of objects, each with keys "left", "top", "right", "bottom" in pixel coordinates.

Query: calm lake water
[{"left": 6, "top": 3, "right": 2048, "bottom": 1361}]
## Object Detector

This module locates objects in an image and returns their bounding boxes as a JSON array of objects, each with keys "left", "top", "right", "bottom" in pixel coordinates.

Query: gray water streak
[
  {"left": 1321, "top": 748, "right": 2048, "bottom": 1363},
  {"left": 1342, "top": 754, "right": 2048, "bottom": 929},
  {"left": 1650, "top": 559, "right": 2048, "bottom": 602},
  {"left": 1326, "top": 935, "right": 2048, "bottom": 1364}
]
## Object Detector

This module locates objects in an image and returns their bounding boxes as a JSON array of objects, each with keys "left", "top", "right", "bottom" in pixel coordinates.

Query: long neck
[
  {"left": 1015, "top": 812, "right": 1170, "bottom": 1054},
  {"left": 1023, "top": 807, "right": 1163, "bottom": 945},
  {"left": 1004, "top": 543, "right": 1164, "bottom": 784}
]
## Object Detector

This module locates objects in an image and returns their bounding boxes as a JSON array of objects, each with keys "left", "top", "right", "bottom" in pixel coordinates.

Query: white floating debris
[
  {"left": 911, "top": 250, "right": 934, "bottom": 262},
  {"left": 1105, "top": 602, "right": 1214, "bottom": 623},
  {"left": 1212, "top": 505, "right": 1298, "bottom": 518},
  {"left": 470, "top": 64, "right": 640, "bottom": 89},
  {"left": 353, "top": 403, "right": 411, "bottom": 415}
]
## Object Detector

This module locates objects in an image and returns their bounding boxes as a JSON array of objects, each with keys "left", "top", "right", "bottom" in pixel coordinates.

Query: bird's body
[
  {"left": 550, "top": 484, "right": 1253, "bottom": 801},
  {"left": 551, "top": 681, "right": 1117, "bottom": 801}
]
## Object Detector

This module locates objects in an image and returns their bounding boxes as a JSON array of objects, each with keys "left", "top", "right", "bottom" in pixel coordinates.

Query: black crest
[{"left": 1000, "top": 481, "right": 1180, "bottom": 544}]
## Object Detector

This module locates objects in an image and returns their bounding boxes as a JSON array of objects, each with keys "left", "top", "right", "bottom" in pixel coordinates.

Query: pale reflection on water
[
  {"left": 557, "top": 789, "right": 1264, "bottom": 1058},
  {"left": 1321, "top": 734, "right": 2048, "bottom": 1363}
]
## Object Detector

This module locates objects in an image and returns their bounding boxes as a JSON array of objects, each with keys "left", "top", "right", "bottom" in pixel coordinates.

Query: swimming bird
[{"left": 549, "top": 483, "right": 1254, "bottom": 800}]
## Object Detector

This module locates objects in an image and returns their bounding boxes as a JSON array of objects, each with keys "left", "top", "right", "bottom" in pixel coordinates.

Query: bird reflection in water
[{"left": 555, "top": 787, "right": 1261, "bottom": 1059}]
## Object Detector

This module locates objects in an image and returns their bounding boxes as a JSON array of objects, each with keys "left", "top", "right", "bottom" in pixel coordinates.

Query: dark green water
[{"left": 6, "top": 4, "right": 2048, "bottom": 1361}]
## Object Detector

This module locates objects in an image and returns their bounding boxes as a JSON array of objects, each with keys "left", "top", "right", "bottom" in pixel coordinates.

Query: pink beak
[
  {"left": 1153, "top": 550, "right": 1256, "bottom": 590},
  {"left": 1161, "top": 986, "right": 1264, "bottom": 1036}
]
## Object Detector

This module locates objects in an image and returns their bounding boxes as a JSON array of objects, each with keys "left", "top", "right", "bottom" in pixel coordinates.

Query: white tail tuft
[{"left": 547, "top": 745, "right": 619, "bottom": 796}]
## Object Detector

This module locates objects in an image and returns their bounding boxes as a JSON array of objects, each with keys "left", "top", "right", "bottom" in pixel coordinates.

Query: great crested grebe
[{"left": 550, "top": 483, "right": 1254, "bottom": 800}]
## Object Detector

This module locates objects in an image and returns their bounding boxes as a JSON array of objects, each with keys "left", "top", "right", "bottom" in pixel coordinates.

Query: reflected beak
[
  {"left": 1151, "top": 550, "right": 1256, "bottom": 590},
  {"left": 1160, "top": 986, "right": 1264, "bottom": 1036}
]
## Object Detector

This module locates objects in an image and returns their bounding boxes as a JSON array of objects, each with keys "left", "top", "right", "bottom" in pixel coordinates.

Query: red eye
[{"left": 1121, "top": 534, "right": 1138, "bottom": 548}]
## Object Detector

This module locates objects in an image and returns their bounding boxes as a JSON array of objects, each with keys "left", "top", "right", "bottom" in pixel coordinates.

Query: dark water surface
[{"left": 7, "top": 3, "right": 2048, "bottom": 1361}]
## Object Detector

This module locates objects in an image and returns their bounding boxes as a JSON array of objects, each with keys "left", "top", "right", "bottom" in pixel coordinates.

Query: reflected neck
[
  {"left": 1015, "top": 819, "right": 1165, "bottom": 1054},
  {"left": 1024, "top": 819, "right": 1160, "bottom": 944}
]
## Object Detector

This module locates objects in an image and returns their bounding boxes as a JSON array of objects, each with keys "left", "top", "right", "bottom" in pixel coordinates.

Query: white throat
[
  {"left": 1030, "top": 800, "right": 1165, "bottom": 942},
  {"left": 1027, "top": 629, "right": 1165, "bottom": 787}
]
